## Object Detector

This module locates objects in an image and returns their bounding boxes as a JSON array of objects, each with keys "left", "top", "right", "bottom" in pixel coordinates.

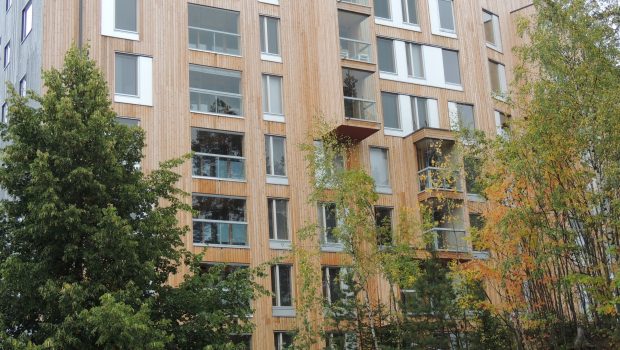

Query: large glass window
[
  {"left": 374, "top": 0, "right": 391, "bottom": 19},
  {"left": 268, "top": 198, "right": 289, "bottom": 241},
  {"left": 274, "top": 332, "right": 293, "bottom": 350},
  {"left": 115, "top": 0, "right": 137, "bottom": 32},
  {"left": 411, "top": 96, "right": 429, "bottom": 130},
  {"left": 21, "top": 1, "right": 32, "bottom": 41},
  {"left": 191, "top": 128, "right": 244, "bottom": 180},
  {"left": 188, "top": 4, "right": 240, "bottom": 55},
  {"left": 442, "top": 49, "right": 461, "bottom": 85},
  {"left": 406, "top": 43, "right": 424, "bottom": 79},
  {"left": 19, "top": 76, "right": 26, "bottom": 97},
  {"left": 377, "top": 38, "right": 395, "bottom": 73},
  {"left": 318, "top": 203, "right": 339, "bottom": 244},
  {"left": 437, "top": 0, "right": 455, "bottom": 32},
  {"left": 271, "top": 265, "right": 292, "bottom": 307},
  {"left": 262, "top": 75, "right": 283, "bottom": 116},
  {"left": 342, "top": 68, "right": 377, "bottom": 121},
  {"left": 338, "top": 11, "right": 372, "bottom": 62},
  {"left": 402, "top": 0, "right": 418, "bottom": 24},
  {"left": 488, "top": 60, "right": 507, "bottom": 95},
  {"left": 4, "top": 41, "right": 10, "bottom": 68},
  {"left": 192, "top": 195, "right": 247, "bottom": 246},
  {"left": 322, "top": 267, "right": 351, "bottom": 305},
  {"left": 449, "top": 102, "right": 475, "bottom": 130},
  {"left": 189, "top": 65, "right": 242, "bottom": 116},
  {"left": 381, "top": 92, "right": 400, "bottom": 129},
  {"left": 326, "top": 333, "right": 358, "bottom": 350},
  {"left": 115, "top": 53, "right": 138, "bottom": 96},
  {"left": 260, "top": 16, "right": 280, "bottom": 56},
  {"left": 370, "top": 147, "right": 391, "bottom": 193},
  {"left": 265, "top": 135, "right": 287, "bottom": 178},
  {"left": 483, "top": 10, "right": 501, "bottom": 49}
]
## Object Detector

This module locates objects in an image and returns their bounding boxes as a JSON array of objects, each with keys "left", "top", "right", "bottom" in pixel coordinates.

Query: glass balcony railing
[
  {"left": 190, "top": 89, "right": 242, "bottom": 116},
  {"left": 339, "top": 0, "right": 370, "bottom": 5},
  {"left": 192, "top": 153, "right": 245, "bottom": 180},
  {"left": 188, "top": 26, "right": 241, "bottom": 55},
  {"left": 417, "top": 167, "right": 462, "bottom": 192},
  {"left": 427, "top": 228, "right": 469, "bottom": 252},
  {"left": 340, "top": 37, "right": 372, "bottom": 62},
  {"left": 344, "top": 96, "right": 377, "bottom": 121},
  {"left": 193, "top": 220, "right": 248, "bottom": 246}
]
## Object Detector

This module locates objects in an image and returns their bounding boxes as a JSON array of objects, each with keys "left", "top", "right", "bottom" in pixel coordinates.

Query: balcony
[
  {"left": 337, "top": 68, "right": 380, "bottom": 141},
  {"left": 418, "top": 167, "right": 462, "bottom": 192},
  {"left": 338, "top": 10, "right": 372, "bottom": 63},
  {"left": 428, "top": 228, "right": 469, "bottom": 253},
  {"left": 344, "top": 96, "right": 376, "bottom": 121},
  {"left": 193, "top": 220, "right": 248, "bottom": 246},
  {"left": 340, "top": 38, "right": 371, "bottom": 62},
  {"left": 192, "top": 153, "right": 245, "bottom": 181}
]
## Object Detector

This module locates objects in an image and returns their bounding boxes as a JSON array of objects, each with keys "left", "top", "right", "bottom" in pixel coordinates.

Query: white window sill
[
  {"left": 259, "top": 0, "right": 279, "bottom": 5},
  {"left": 321, "top": 243, "right": 344, "bottom": 253},
  {"left": 467, "top": 193, "right": 486, "bottom": 202},
  {"left": 193, "top": 243, "right": 250, "bottom": 249},
  {"left": 375, "top": 187, "right": 392, "bottom": 194},
  {"left": 261, "top": 53, "right": 282, "bottom": 63},
  {"left": 379, "top": 72, "right": 464, "bottom": 91},
  {"left": 102, "top": 30, "right": 139, "bottom": 41},
  {"left": 431, "top": 29, "right": 457, "bottom": 39},
  {"left": 114, "top": 94, "right": 152, "bottom": 107},
  {"left": 485, "top": 43, "right": 503, "bottom": 54},
  {"left": 492, "top": 94, "right": 508, "bottom": 103},
  {"left": 267, "top": 175, "right": 289, "bottom": 185},
  {"left": 192, "top": 175, "right": 246, "bottom": 183},
  {"left": 190, "top": 110, "right": 244, "bottom": 119},
  {"left": 272, "top": 306, "right": 295, "bottom": 317},
  {"left": 188, "top": 47, "right": 242, "bottom": 58},
  {"left": 263, "top": 113, "right": 285, "bottom": 123},
  {"left": 384, "top": 128, "right": 406, "bottom": 137},
  {"left": 269, "top": 240, "right": 292, "bottom": 250},
  {"left": 374, "top": 18, "right": 421, "bottom": 32}
]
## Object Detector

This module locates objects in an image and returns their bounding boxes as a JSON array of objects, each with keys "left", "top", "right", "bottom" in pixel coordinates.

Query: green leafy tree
[{"left": 0, "top": 46, "right": 264, "bottom": 349}]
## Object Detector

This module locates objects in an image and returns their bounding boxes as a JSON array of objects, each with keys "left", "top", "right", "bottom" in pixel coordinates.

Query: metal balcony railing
[
  {"left": 417, "top": 167, "right": 462, "bottom": 192},
  {"left": 189, "top": 26, "right": 241, "bottom": 55},
  {"left": 340, "top": 37, "right": 372, "bottom": 62},
  {"left": 190, "top": 89, "right": 242, "bottom": 116},
  {"left": 193, "top": 220, "right": 248, "bottom": 246},
  {"left": 193, "top": 153, "right": 245, "bottom": 180},
  {"left": 343, "top": 96, "right": 377, "bottom": 121},
  {"left": 427, "top": 228, "right": 469, "bottom": 253}
]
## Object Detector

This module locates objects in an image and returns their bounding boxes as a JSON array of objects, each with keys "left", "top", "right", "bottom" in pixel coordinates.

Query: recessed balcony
[{"left": 338, "top": 10, "right": 372, "bottom": 63}]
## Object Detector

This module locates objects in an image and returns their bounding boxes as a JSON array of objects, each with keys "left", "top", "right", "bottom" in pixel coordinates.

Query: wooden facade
[{"left": 37, "top": 0, "right": 534, "bottom": 348}]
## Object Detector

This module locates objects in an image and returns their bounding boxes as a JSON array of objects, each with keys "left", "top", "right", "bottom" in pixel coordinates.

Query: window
[
  {"left": 191, "top": 128, "right": 245, "bottom": 180},
  {"left": 374, "top": 0, "right": 391, "bottom": 19},
  {"left": 189, "top": 65, "right": 242, "bottom": 116},
  {"left": 338, "top": 11, "right": 372, "bottom": 62},
  {"left": 260, "top": 16, "right": 280, "bottom": 57},
  {"left": 483, "top": 10, "right": 501, "bottom": 50},
  {"left": 448, "top": 102, "right": 475, "bottom": 130},
  {"left": 406, "top": 43, "right": 424, "bottom": 79},
  {"left": 411, "top": 96, "right": 429, "bottom": 130},
  {"left": 322, "top": 267, "right": 351, "bottom": 305},
  {"left": 21, "top": 1, "right": 32, "bottom": 41},
  {"left": 1, "top": 103, "right": 7, "bottom": 124},
  {"left": 318, "top": 203, "right": 339, "bottom": 245},
  {"left": 370, "top": 147, "right": 391, "bottom": 193},
  {"left": 115, "top": 117, "right": 140, "bottom": 126},
  {"left": 342, "top": 68, "right": 377, "bottom": 121},
  {"left": 442, "top": 49, "right": 461, "bottom": 85},
  {"left": 314, "top": 140, "right": 345, "bottom": 186},
  {"left": 19, "top": 76, "right": 26, "bottom": 97},
  {"left": 377, "top": 38, "right": 395, "bottom": 73},
  {"left": 265, "top": 135, "right": 287, "bottom": 181},
  {"left": 375, "top": 206, "right": 393, "bottom": 246},
  {"left": 188, "top": 4, "right": 240, "bottom": 55},
  {"left": 192, "top": 195, "right": 247, "bottom": 246},
  {"left": 464, "top": 155, "right": 482, "bottom": 195},
  {"left": 381, "top": 92, "right": 400, "bottom": 129},
  {"left": 268, "top": 198, "right": 289, "bottom": 241},
  {"left": 469, "top": 213, "right": 486, "bottom": 252},
  {"left": 402, "top": 0, "right": 419, "bottom": 24},
  {"left": 262, "top": 75, "right": 284, "bottom": 119},
  {"left": 231, "top": 335, "right": 252, "bottom": 349},
  {"left": 488, "top": 60, "right": 507, "bottom": 96},
  {"left": 274, "top": 332, "right": 293, "bottom": 350},
  {"left": 114, "top": 0, "right": 137, "bottom": 32},
  {"left": 495, "top": 110, "right": 510, "bottom": 136},
  {"left": 115, "top": 53, "right": 138, "bottom": 96},
  {"left": 272, "top": 265, "right": 294, "bottom": 316},
  {"left": 437, "top": 0, "right": 455, "bottom": 32},
  {"left": 4, "top": 41, "right": 10, "bottom": 68},
  {"left": 326, "top": 333, "right": 358, "bottom": 350},
  {"left": 5, "top": 0, "right": 10, "bottom": 11}
]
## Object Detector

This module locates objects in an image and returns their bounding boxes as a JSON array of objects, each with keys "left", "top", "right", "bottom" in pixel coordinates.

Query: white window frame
[
  {"left": 483, "top": 10, "right": 502, "bottom": 51},
  {"left": 381, "top": 91, "right": 401, "bottom": 130},
  {"left": 268, "top": 198, "right": 291, "bottom": 250},
  {"left": 187, "top": 4, "right": 241, "bottom": 56},
  {"left": 428, "top": 0, "right": 457, "bottom": 38},
  {"left": 442, "top": 48, "right": 461, "bottom": 86},
  {"left": 265, "top": 134, "right": 288, "bottom": 185},
  {"left": 377, "top": 37, "right": 396, "bottom": 74},
  {"left": 322, "top": 266, "right": 352, "bottom": 305},
  {"left": 4, "top": 41, "right": 10, "bottom": 68},
  {"left": 369, "top": 147, "right": 392, "bottom": 194},
  {"left": 1, "top": 102, "right": 8, "bottom": 124},
  {"left": 189, "top": 65, "right": 243, "bottom": 117},
  {"left": 406, "top": 42, "right": 425, "bottom": 79},
  {"left": 318, "top": 203, "right": 344, "bottom": 252},
  {"left": 19, "top": 75, "right": 26, "bottom": 97},
  {"left": 272, "top": 264, "right": 295, "bottom": 317},
  {"left": 488, "top": 60, "right": 508, "bottom": 99},
  {"left": 101, "top": 0, "right": 139, "bottom": 41},
  {"left": 262, "top": 74, "right": 284, "bottom": 122},
  {"left": 260, "top": 15, "right": 281, "bottom": 62},
  {"left": 114, "top": 52, "right": 153, "bottom": 106},
  {"left": 374, "top": 0, "right": 392, "bottom": 20},
  {"left": 274, "top": 332, "right": 292, "bottom": 350},
  {"left": 401, "top": 0, "right": 419, "bottom": 25},
  {"left": 21, "top": 1, "right": 32, "bottom": 42},
  {"left": 191, "top": 128, "right": 246, "bottom": 181},
  {"left": 192, "top": 194, "right": 249, "bottom": 248}
]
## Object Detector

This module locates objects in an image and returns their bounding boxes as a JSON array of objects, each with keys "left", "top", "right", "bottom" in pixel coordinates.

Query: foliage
[
  {"left": 0, "top": 46, "right": 264, "bottom": 349},
  {"left": 462, "top": 0, "right": 620, "bottom": 348}
]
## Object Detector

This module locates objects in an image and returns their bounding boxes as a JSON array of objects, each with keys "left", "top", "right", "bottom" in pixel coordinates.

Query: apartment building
[{"left": 0, "top": 0, "right": 533, "bottom": 348}]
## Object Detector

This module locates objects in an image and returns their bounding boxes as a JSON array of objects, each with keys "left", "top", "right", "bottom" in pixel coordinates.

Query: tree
[
  {"left": 0, "top": 46, "right": 264, "bottom": 349},
  {"left": 463, "top": 0, "right": 620, "bottom": 348}
]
